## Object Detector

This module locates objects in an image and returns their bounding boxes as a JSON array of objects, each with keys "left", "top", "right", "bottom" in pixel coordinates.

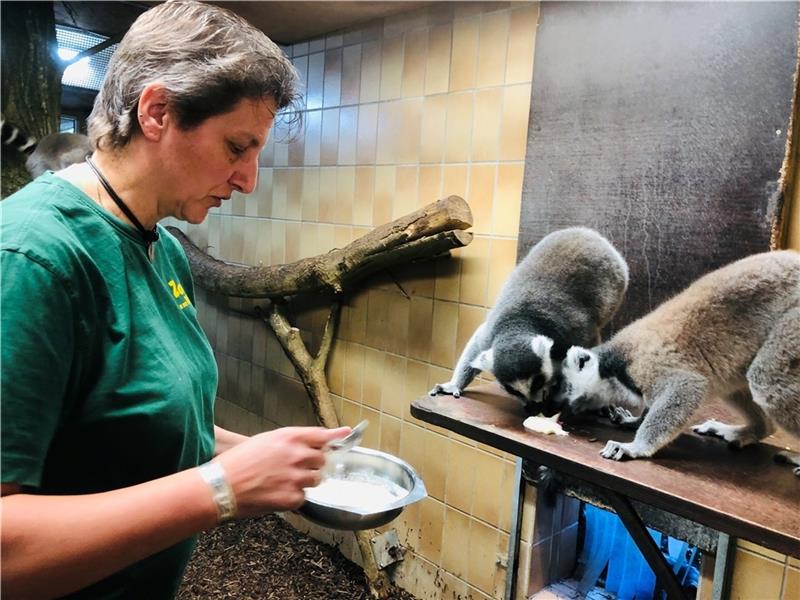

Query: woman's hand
[
  {"left": 0, "top": 426, "right": 348, "bottom": 598},
  {"left": 213, "top": 426, "right": 349, "bottom": 515}
]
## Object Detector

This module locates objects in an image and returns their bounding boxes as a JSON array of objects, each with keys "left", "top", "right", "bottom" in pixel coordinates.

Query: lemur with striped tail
[{"left": 2, "top": 116, "right": 92, "bottom": 177}]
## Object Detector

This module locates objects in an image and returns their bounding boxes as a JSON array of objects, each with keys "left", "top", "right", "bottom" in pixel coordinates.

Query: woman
[{"left": 0, "top": 1, "right": 348, "bottom": 598}]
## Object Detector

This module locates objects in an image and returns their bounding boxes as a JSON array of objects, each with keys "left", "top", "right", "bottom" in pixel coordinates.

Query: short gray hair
[{"left": 88, "top": 0, "right": 301, "bottom": 150}]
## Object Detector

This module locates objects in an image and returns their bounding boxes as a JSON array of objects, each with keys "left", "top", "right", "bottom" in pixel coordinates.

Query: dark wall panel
[{"left": 519, "top": 1, "right": 798, "bottom": 328}]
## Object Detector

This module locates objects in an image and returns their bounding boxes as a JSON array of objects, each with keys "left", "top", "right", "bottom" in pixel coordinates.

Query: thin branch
[
  {"left": 259, "top": 304, "right": 313, "bottom": 373},
  {"left": 314, "top": 303, "right": 341, "bottom": 371}
]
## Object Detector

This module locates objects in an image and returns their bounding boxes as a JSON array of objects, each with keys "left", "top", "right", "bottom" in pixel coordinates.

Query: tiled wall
[
  {"left": 172, "top": 3, "right": 540, "bottom": 599},
  {"left": 696, "top": 541, "right": 799, "bottom": 600},
  {"left": 171, "top": 1, "right": 799, "bottom": 599}
]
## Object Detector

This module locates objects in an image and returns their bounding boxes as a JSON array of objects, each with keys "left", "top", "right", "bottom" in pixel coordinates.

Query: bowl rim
[{"left": 303, "top": 446, "right": 428, "bottom": 516}]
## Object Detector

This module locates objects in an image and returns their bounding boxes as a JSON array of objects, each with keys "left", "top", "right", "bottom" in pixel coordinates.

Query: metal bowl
[{"left": 298, "top": 446, "right": 427, "bottom": 530}]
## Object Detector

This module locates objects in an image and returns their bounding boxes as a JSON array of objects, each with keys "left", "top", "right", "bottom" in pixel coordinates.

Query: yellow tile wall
[
  {"left": 722, "top": 541, "right": 798, "bottom": 600},
  {"left": 180, "top": 4, "right": 538, "bottom": 598},
  {"left": 177, "top": 1, "right": 797, "bottom": 598}
]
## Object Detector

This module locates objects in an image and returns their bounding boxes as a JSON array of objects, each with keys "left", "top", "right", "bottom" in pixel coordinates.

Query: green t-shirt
[{"left": 1, "top": 173, "right": 217, "bottom": 599}]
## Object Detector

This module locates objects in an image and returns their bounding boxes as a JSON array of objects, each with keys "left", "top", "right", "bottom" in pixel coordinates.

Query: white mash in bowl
[
  {"left": 297, "top": 446, "right": 426, "bottom": 530},
  {"left": 304, "top": 472, "right": 409, "bottom": 512}
]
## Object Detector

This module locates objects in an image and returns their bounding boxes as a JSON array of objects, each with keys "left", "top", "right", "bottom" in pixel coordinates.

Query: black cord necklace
[{"left": 86, "top": 155, "right": 159, "bottom": 261}]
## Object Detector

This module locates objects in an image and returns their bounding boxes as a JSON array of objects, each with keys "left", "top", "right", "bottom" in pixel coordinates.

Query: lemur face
[
  {"left": 553, "top": 346, "right": 607, "bottom": 417},
  {"left": 470, "top": 335, "right": 557, "bottom": 415}
]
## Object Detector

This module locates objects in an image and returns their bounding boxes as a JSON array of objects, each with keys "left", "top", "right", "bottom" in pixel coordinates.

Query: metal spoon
[{"left": 326, "top": 419, "right": 369, "bottom": 453}]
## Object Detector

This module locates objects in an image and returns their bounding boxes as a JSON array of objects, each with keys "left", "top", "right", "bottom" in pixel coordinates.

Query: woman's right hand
[{"left": 212, "top": 426, "right": 350, "bottom": 517}]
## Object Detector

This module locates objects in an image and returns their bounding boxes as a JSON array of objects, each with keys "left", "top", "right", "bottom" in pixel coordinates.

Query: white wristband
[{"left": 198, "top": 461, "right": 237, "bottom": 522}]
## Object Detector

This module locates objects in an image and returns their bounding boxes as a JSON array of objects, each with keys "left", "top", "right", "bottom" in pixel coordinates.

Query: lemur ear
[
  {"left": 470, "top": 348, "right": 495, "bottom": 373},
  {"left": 531, "top": 335, "right": 554, "bottom": 358},
  {"left": 578, "top": 352, "right": 592, "bottom": 370}
]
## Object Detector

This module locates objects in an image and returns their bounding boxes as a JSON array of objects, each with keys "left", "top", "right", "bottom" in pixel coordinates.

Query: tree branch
[
  {"left": 313, "top": 303, "right": 340, "bottom": 373},
  {"left": 167, "top": 195, "right": 473, "bottom": 298},
  {"left": 256, "top": 303, "right": 340, "bottom": 429}
]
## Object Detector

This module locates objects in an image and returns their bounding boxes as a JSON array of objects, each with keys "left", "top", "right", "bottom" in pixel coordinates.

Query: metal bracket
[
  {"left": 603, "top": 489, "right": 688, "bottom": 600},
  {"left": 711, "top": 532, "right": 736, "bottom": 600},
  {"left": 504, "top": 458, "right": 526, "bottom": 600},
  {"left": 370, "top": 529, "right": 404, "bottom": 569}
]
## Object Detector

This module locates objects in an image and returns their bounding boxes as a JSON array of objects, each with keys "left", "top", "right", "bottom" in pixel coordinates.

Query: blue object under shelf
[{"left": 578, "top": 504, "right": 699, "bottom": 600}]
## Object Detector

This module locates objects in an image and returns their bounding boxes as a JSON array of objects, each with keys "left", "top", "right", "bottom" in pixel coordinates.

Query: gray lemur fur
[
  {"left": 429, "top": 227, "right": 629, "bottom": 414},
  {"left": 25, "top": 132, "right": 93, "bottom": 178},
  {"left": 556, "top": 250, "right": 800, "bottom": 476},
  {"left": 1, "top": 116, "right": 92, "bottom": 178}
]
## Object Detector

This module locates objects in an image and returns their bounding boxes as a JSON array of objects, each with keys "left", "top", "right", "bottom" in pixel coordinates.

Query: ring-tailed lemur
[
  {"left": 1, "top": 117, "right": 38, "bottom": 154},
  {"left": 554, "top": 250, "right": 800, "bottom": 475},
  {"left": 1, "top": 116, "right": 92, "bottom": 177},
  {"left": 429, "top": 227, "right": 629, "bottom": 415}
]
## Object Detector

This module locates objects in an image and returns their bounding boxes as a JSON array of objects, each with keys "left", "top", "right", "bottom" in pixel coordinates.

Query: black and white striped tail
[{"left": 1, "top": 117, "right": 37, "bottom": 154}]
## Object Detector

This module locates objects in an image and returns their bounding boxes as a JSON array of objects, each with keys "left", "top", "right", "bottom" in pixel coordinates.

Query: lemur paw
[
  {"left": 429, "top": 382, "right": 462, "bottom": 397},
  {"left": 600, "top": 440, "right": 642, "bottom": 461},
  {"left": 609, "top": 407, "right": 633, "bottom": 423},
  {"left": 692, "top": 419, "right": 725, "bottom": 437},
  {"left": 692, "top": 420, "right": 759, "bottom": 448},
  {"left": 596, "top": 406, "right": 616, "bottom": 420}
]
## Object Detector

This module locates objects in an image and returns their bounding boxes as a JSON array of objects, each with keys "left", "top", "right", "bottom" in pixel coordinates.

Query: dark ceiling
[{"left": 55, "top": 1, "right": 433, "bottom": 45}]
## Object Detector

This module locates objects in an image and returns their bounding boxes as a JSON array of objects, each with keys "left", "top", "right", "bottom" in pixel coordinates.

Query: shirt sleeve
[{"left": 1, "top": 249, "right": 75, "bottom": 488}]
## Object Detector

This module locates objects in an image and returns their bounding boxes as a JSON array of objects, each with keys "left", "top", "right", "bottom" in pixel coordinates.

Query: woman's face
[{"left": 160, "top": 97, "right": 277, "bottom": 224}]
